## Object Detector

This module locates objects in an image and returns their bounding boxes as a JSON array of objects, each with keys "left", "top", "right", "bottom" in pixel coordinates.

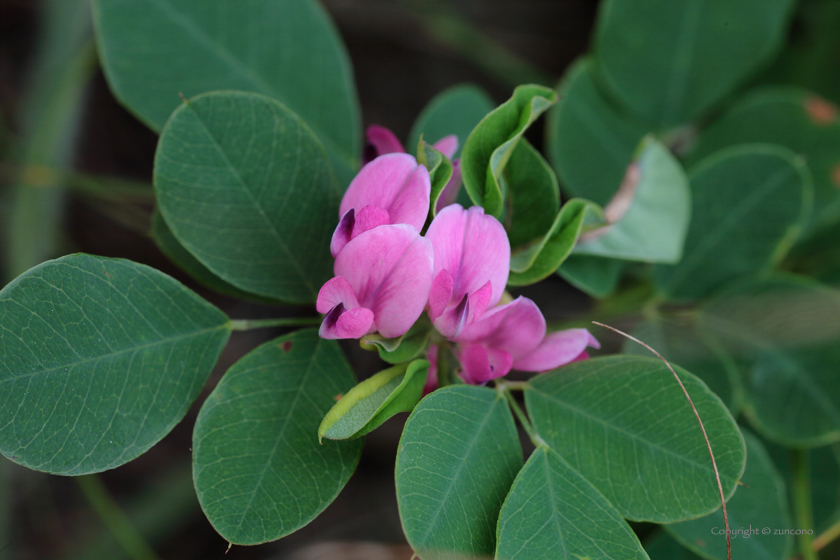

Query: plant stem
[
  {"left": 792, "top": 448, "right": 818, "bottom": 560},
  {"left": 76, "top": 475, "right": 161, "bottom": 560},
  {"left": 229, "top": 317, "right": 321, "bottom": 331},
  {"left": 496, "top": 381, "right": 543, "bottom": 448}
]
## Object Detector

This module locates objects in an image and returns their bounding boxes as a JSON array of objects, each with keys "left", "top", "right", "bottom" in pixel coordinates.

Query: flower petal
[
  {"left": 435, "top": 159, "right": 462, "bottom": 213},
  {"left": 458, "top": 344, "right": 513, "bottom": 385},
  {"left": 317, "top": 276, "right": 361, "bottom": 313},
  {"left": 319, "top": 303, "right": 375, "bottom": 339},
  {"left": 433, "top": 293, "right": 470, "bottom": 338},
  {"left": 330, "top": 209, "right": 355, "bottom": 257},
  {"left": 512, "top": 328, "right": 600, "bottom": 372},
  {"left": 363, "top": 124, "right": 405, "bottom": 164},
  {"left": 423, "top": 344, "right": 439, "bottom": 395},
  {"left": 426, "top": 204, "right": 510, "bottom": 310},
  {"left": 432, "top": 134, "right": 459, "bottom": 160},
  {"left": 340, "top": 154, "right": 430, "bottom": 231},
  {"left": 429, "top": 269, "right": 454, "bottom": 321},
  {"left": 467, "top": 280, "right": 492, "bottom": 325},
  {"left": 351, "top": 205, "right": 390, "bottom": 239},
  {"left": 335, "top": 224, "right": 434, "bottom": 338},
  {"left": 455, "top": 297, "right": 545, "bottom": 361}
]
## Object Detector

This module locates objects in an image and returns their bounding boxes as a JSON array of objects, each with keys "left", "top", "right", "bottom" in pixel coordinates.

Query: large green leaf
[
  {"left": 408, "top": 84, "right": 496, "bottom": 160},
  {"left": 557, "top": 255, "right": 624, "bottom": 299},
  {"left": 573, "top": 137, "right": 691, "bottom": 263},
  {"left": 505, "top": 138, "right": 560, "bottom": 248},
  {"left": 495, "top": 446, "right": 649, "bottom": 560},
  {"left": 595, "top": 0, "right": 795, "bottom": 126},
  {"left": 701, "top": 275, "right": 840, "bottom": 446},
  {"left": 507, "top": 199, "right": 604, "bottom": 287},
  {"left": 461, "top": 85, "right": 557, "bottom": 218},
  {"left": 654, "top": 145, "right": 812, "bottom": 301},
  {"left": 395, "top": 386, "right": 522, "bottom": 560},
  {"left": 645, "top": 531, "right": 703, "bottom": 560},
  {"left": 192, "top": 329, "right": 362, "bottom": 545},
  {"left": 319, "top": 359, "right": 428, "bottom": 441},
  {"left": 154, "top": 91, "right": 339, "bottom": 304},
  {"left": 666, "top": 431, "right": 793, "bottom": 560},
  {"left": 688, "top": 86, "right": 840, "bottom": 230},
  {"left": 0, "top": 254, "right": 230, "bottom": 475},
  {"left": 93, "top": 0, "right": 360, "bottom": 178},
  {"left": 623, "top": 319, "right": 742, "bottom": 414},
  {"left": 546, "top": 58, "right": 648, "bottom": 206},
  {"left": 525, "top": 355, "right": 746, "bottom": 523}
]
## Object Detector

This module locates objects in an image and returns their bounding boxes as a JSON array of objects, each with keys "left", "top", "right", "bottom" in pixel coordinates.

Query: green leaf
[
  {"left": 0, "top": 253, "right": 230, "bottom": 475},
  {"left": 496, "top": 446, "right": 649, "bottom": 560},
  {"left": 573, "top": 137, "right": 691, "bottom": 263},
  {"left": 623, "top": 319, "right": 742, "bottom": 414},
  {"left": 192, "top": 330, "right": 362, "bottom": 545},
  {"left": 525, "top": 355, "right": 746, "bottom": 523},
  {"left": 507, "top": 198, "right": 605, "bottom": 287},
  {"left": 408, "top": 84, "right": 496, "bottom": 160},
  {"left": 418, "top": 141, "right": 454, "bottom": 219},
  {"left": 701, "top": 275, "right": 840, "bottom": 446},
  {"left": 654, "top": 145, "right": 812, "bottom": 301},
  {"left": 666, "top": 430, "right": 793, "bottom": 560},
  {"left": 688, "top": 86, "right": 840, "bottom": 231},
  {"left": 645, "top": 531, "right": 703, "bottom": 560},
  {"left": 151, "top": 209, "right": 277, "bottom": 304},
  {"left": 319, "top": 360, "right": 428, "bottom": 441},
  {"left": 546, "top": 58, "right": 648, "bottom": 206},
  {"left": 93, "top": 0, "right": 360, "bottom": 179},
  {"left": 154, "top": 91, "right": 339, "bottom": 304},
  {"left": 461, "top": 84, "right": 557, "bottom": 218},
  {"left": 395, "top": 386, "right": 522, "bottom": 559},
  {"left": 557, "top": 255, "right": 624, "bottom": 299},
  {"left": 360, "top": 317, "right": 433, "bottom": 365},
  {"left": 595, "top": 0, "right": 795, "bottom": 126},
  {"left": 505, "top": 138, "right": 560, "bottom": 249}
]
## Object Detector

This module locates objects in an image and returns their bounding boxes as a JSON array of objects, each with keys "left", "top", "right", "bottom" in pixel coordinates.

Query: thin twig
[{"left": 592, "top": 321, "right": 732, "bottom": 560}]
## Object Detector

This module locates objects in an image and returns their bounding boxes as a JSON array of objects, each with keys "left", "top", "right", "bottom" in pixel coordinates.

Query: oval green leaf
[
  {"left": 654, "top": 144, "right": 812, "bottom": 301},
  {"left": 461, "top": 84, "right": 557, "bottom": 218},
  {"left": 595, "top": 0, "right": 795, "bottom": 126},
  {"left": 418, "top": 141, "right": 454, "bottom": 219},
  {"left": 546, "top": 57, "right": 647, "bottom": 206},
  {"left": 0, "top": 253, "right": 231, "bottom": 475},
  {"left": 192, "top": 329, "right": 362, "bottom": 545},
  {"left": 154, "top": 91, "right": 339, "bottom": 304},
  {"left": 396, "top": 385, "right": 523, "bottom": 559},
  {"left": 666, "top": 430, "right": 793, "bottom": 560},
  {"left": 496, "top": 446, "right": 649, "bottom": 560},
  {"left": 573, "top": 137, "right": 691, "bottom": 263},
  {"left": 319, "top": 359, "right": 428, "bottom": 441},
  {"left": 557, "top": 255, "right": 625, "bottom": 299},
  {"left": 505, "top": 138, "right": 560, "bottom": 249},
  {"left": 93, "top": 0, "right": 360, "bottom": 176},
  {"left": 525, "top": 355, "right": 746, "bottom": 523},
  {"left": 687, "top": 86, "right": 840, "bottom": 230}
]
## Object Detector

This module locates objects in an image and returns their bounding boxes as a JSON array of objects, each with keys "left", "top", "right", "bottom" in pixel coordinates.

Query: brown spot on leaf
[
  {"left": 806, "top": 96, "right": 838, "bottom": 125},
  {"left": 695, "top": 538, "right": 706, "bottom": 548},
  {"left": 334, "top": 393, "right": 343, "bottom": 401},
  {"left": 103, "top": 269, "right": 113, "bottom": 279},
  {"left": 281, "top": 341, "right": 293, "bottom": 352}
]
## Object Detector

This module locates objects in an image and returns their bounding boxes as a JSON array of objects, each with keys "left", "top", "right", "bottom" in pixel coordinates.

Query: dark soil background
[{"left": 0, "top": 1, "right": 600, "bottom": 558}]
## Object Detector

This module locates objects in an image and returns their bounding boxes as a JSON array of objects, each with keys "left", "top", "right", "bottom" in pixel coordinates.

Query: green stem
[
  {"left": 436, "top": 342, "right": 454, "bottom": 387},
  {"left": 229, "top": 317, "right": 321, "bottom": 331},
  {"left": 76, "top": 475, "right": 161, "bottom": 560},
  {"left": 792, "top": 448, "right": 818, "bottom": 560},
  {"left": 496, "top": 381, "right": 543, "bottom": 448}
]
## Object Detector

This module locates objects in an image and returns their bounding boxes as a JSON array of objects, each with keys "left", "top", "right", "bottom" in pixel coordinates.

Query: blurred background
[{"left": 2, "top": 0, "right": 839, "bottom": 558}]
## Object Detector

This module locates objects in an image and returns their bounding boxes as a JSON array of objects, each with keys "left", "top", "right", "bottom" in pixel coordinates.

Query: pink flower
[
  {"left": 331, "top": 154, "right": 431, "bottom": 257},
  {"left": 425, "top": 204, "right": 510, "bottom": 337},
  {"left": 317, "top": 224, "right": 434, "bottom": 339},
  {"left": 451, "top": 297, "right": 599, "bottom": 384},
  {"left": 362, "top": 125, "right": 463, "bottom": 215}
]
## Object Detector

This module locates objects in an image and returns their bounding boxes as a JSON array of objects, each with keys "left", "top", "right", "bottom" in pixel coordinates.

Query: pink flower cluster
[{"left": 317, "top": 127, "right": 599, "bottom": 388}]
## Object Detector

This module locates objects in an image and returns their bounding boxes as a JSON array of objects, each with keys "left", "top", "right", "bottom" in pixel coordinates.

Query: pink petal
[
  {"left": 316, "top": 276, "right": 361, "bottom": 313},
  {"left": 433, "top": 293, "right": 470, "bottom": 338},
  {"left": 467, "top": 280, "right": 492, "bottom": 325},
  {"left": 340, "top": 154, "right": 430, "bottom": 232},
  {"left": 435, "top": 159, "right": 462, "bottom": 213},
  {"left": 455, "top": 297, "right": 545, "bottom": 362},
  {"left": 432, "top": 134, "right": 459, "bottom": 160},
  {"left": 429, "top": 269, "right": 454, "bottom": 321},
  {"left": 335, "top": 224, "right": 434, "bottom": 339},
  {"left": 458, "top": 344, "right": 513, "bottom": 385},
  {"left": 426, "top": 204, "right": 510, "bottom": 311},
  {"left": 512, "top": 328, "right": 600, "bottom": 372},
  {"left": 330, "top": 209, "right": 355, "bottom": 257},
  {"left": 363, "top": 125, "right": 405, "bottom": 164},
  {"left": 571, "top": 351, "right": 590, "bottom": 363},
  {"left": 423, "top": 345, "right": 439, "bottom": 395},
  {"left": 351, "top": 205, "right": 390, "bottom": 239},
  {"left": 319, "top": 303, "right": 375, "bottom": 339}
]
